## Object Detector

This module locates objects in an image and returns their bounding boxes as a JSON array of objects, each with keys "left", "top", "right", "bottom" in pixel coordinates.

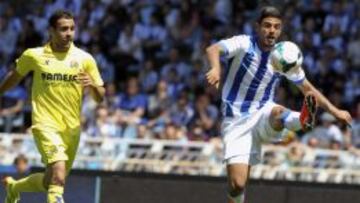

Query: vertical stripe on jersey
[
  {"left": 221, "top": 56, "right": 234, "bottom": 117},
  {"left": 225, "top": 52, "right": 255, "bottom": 116},
  {"left": 225, "top": 103, "right": 233, "bottom": 117},
  {"left": 221, "top": 56, "right": 234, "bottom": 86},
  {"left": 240, "top": 51, "right": 270, "bottom": 113},
  {"left": 259, "top": 73, "right": 280, "bottom": 108}
]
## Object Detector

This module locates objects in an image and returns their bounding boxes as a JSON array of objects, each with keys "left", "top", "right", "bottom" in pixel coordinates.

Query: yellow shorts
[{"left": 32, "top": 128, "right": 80, "bottom": 173}]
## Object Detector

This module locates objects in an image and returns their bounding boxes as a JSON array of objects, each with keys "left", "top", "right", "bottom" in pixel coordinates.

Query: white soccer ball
[{"left": 270, "top": 41, "right": 303, "bottom": 73}]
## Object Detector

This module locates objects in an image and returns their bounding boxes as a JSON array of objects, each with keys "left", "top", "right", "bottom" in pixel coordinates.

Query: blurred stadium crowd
[{"left": 0, "top": 0, "right": 359, "bottom": 151}]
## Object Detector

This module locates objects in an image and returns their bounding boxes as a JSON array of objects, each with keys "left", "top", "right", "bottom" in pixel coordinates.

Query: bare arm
[
  {"left": 78, "top": 71, "right": 105, "bottom": 103},
  {"left": 89, "top": 85, "right": 105, "bottom": 103},
  {"left": 0, "top": 70, "right": 24, "bottom": 96},
  {"left": 298, "top": 79, "right": 352, "bottom": 125},
  {"left": 205, "top": 44, "right": 225, "bottom": 89}
]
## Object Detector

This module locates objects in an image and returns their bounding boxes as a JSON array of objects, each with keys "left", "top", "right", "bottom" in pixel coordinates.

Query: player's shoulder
[
  {"left": 220, "top": 34, "right": 252, "bottom": 46},
  {"left": 235, "top": 34, "right": 252, "bottom": 39},
  {"left": 71, "top": 46, "right": 95, "bottom": 60},
  {"left": 21, "top": 46, "right": 44, "bottom": 58},
  {"left": 230, "top": 34, "right": 252, "bottom": 41},
  {"left": 231, "top": 34, "right": 253, "bottom": 49}
]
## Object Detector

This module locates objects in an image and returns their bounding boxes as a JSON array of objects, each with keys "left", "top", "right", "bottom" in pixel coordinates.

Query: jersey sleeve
[
  {"left": 83, "top": 54, "right": 104, "bottom": 86},
  {"left": 217, "top": 35, "right": 249, "bottom": 58},
  {"left": 16, "top": 49, "right": 35, "bottom": 76},
  {"left": 283, "top": 66, "right": 306, "bottom": 85}
]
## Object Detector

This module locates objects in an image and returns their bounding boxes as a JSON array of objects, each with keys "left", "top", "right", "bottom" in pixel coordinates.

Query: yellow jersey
[{"left": 16, "top": 43, "right": 104, "bottom": 132}]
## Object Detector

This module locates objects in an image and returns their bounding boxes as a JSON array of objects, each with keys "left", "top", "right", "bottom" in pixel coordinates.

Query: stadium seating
[{"left": 1, "top": 133, "right": 360, "bottom": 184}]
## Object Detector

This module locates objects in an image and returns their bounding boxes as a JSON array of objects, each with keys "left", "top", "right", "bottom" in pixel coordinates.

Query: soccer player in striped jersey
[{"left": 205, "top": 6, "right": 352, "bottom": 203}]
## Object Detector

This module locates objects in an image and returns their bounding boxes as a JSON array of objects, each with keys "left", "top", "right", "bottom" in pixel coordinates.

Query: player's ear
[
  {"left": 48, "top": 26, "right": 54, "bottom": 37},
  {"left": 255, "top": 22, "right": 261, "bottom": 32}
]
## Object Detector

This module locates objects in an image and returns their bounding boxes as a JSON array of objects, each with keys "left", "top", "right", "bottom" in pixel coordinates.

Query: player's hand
[
  {"left": 78, "top": 70, "right": 94, "bottom": 87},
  {"left": 334, "top": 109, "right": 352, "bottom": 127},
  {"left": 206, "top": 68, "right": 220, "bottom": 89}
]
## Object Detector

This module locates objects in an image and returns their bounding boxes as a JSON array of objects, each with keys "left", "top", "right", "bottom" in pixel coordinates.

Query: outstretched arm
[
  {"left": 298, "top": 79, "right": 352, "bottom": 126},
  {"left": 0, "top": 70, "right": 24, "bottom": 95}
]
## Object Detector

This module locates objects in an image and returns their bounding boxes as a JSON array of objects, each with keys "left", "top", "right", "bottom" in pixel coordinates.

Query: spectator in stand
[
  {"left": 322, "top": 1, "right": 349, "bottom": 37},
  {"left": 190, "top": 93, "right": 219, "bottom": 138},
  {"left": 347, "top": 31, "right": 360, "bottom": 69},
  {"left": 13, "top": 154, "right": 29, "bottom": 178},
  {"left": 188, "top": 124, "right": 208, "bottom": 141},
  {"left": 185, "top": 60, "right": 207, "bottom": 92},
  {"left": 103, "top": 82, "right": 120, "bottom": 112},
  {"left": 15, "top": 19, "right": 42, "bottom": 54},
  {"left": 147, "top": 80, "right": 172, "bottom": 135},
  {"left": 111, "top": 22, "right": 142, "bottom": 74},
  {"left": 136, "top": 123, "right": 153, "bottom": 140},
  {"left": 90, "top": 44, "right": 115, "bottom": 83},
  {"left": 161, "top": 48, "right": 191, "bottom": 82},
  {"left": 161, "top": 122, "right": 187, "bottom": 143},
  {"left": 86, "top": 105, "right": 117, "bottom": 137},
  {"left": 285, "top": 142, "right": 306, "bottom": 168},
  {"left": 0, "top": 8, "right": 21, "bottom": 58},
  {"left": 115, "top": 77, "right": 147, "bottom": 138},
  {"left": 117, "top": 23, "right": 143, "bottom": 62},
  {"left": 169, "top": 91, "right": 194, "bottom": 127},
  {"left": 0, "top": 85, "right": 27, "bottom": 132},
  {"left": 141, "top": 13, "right": 168, "bottom": 59},
  {"left": 302, "top": 112, "right": 344, "bottom": 149},
  {"left": 147, "top": 80, "right": 172, "bottom": 117},
  {"left": 139, "top": 59, "right": 159, "bottom": 93},
  {"left": 81, "top": 89, "right": 98, "bottom": 130},
  {"left": 164, "top": 67, "right": 185, "bottom": 99}
]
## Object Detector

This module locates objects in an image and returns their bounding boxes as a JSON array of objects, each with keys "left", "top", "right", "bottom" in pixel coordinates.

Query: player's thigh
[
  {"left": 254, "top": 103, "right": 283, "bottom": 141},
  {"left": 268, "top": 105, "right": 288, "bottom": 130},
  {"left": 227, "top": 163, "right": 251, "bottom": 189},
  {"left": 222, "top": 117, "right": 262, "bottom": 164},
  {"left": 32, "top": 128, "right": 68, "bottom": 166},
  {"left": 62, "top": 128, "right": 81, "bottom": 173}
]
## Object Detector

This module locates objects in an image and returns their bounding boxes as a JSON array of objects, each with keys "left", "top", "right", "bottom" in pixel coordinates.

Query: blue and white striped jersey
[{"left": 218, "top": 34, "right": 305, "bottom": 117}]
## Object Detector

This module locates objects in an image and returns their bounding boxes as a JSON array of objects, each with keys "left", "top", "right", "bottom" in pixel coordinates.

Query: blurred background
[{"left": 0, "top": 0, "right": 359, "bottom": 202}]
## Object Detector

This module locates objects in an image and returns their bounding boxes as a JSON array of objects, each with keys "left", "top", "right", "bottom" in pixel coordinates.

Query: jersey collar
[
  {"left": 252, "top": 34, "right": 271, "bottom": 53},
  {"left": 44, "top": 42, "right": 75, "bottom": 54}
]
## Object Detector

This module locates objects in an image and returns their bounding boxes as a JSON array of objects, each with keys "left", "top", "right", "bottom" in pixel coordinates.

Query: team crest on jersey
[
  {"left": 70, "top": 60, "right": 79, "bottom": 68},
  {"left": 45, "top": 59, "right": 50, "bottom": 65}
]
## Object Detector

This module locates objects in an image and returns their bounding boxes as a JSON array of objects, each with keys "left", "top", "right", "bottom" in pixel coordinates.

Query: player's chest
[
  {"left": 35, "top": 55, "right": 83, "bottom": 74},
  {"left": 239, "top": 53, "right": 274, "bottom": 76}
]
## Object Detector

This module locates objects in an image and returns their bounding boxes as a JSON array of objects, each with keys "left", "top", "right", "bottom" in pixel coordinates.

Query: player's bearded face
[
  {"left": 51, "top": 18, "right": 75, "bottom": 49},
  {"left": 257, "top": 17, "right": 282, "bottom": 48}
]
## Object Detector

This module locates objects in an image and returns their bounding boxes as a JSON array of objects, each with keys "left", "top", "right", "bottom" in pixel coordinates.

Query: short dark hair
[
  {"left": 14, "top": 154, "right": 28, "bottom": 165},
  {"left": 49, "top": 9, "right": 74, "bottom": 28},
  {"left": 257, "top": 6, "right": 282, "bottom": 23}
]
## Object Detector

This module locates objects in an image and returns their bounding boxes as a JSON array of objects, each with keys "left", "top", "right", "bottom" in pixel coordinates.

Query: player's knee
[
  {"left": 50, "top": 174, "right": 66, "bottom": 186},
  {"left": 270, "top": 106, "right": 287, "bottom": 131},
  {"left": 229, "top": 177, "right": 246, "bottom": 195},
  {"left": 45, "top": 161, "right": 67, "bottom": 187},
  {"left": 43, "top": 175, "right": 50, "bottom": 189},
  {"left": 44, "top": 172, "right": 66, "bottom": 188},
  {"left": 271, "top": 106, "right": 286, "bottom": 118}
]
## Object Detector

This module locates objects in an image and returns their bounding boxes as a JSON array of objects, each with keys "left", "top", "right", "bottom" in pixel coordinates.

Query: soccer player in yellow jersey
[{"left": 0, "top": 10, "right": 105, "bottom": 203}]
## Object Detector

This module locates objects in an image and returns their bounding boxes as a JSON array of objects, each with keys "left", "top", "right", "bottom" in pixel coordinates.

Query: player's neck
[
  {"left": 257, "top": 39, "right": 272, "bottom": 52},
  {"left": 49, "top": 41, "right": 71, "bottom": 53}
]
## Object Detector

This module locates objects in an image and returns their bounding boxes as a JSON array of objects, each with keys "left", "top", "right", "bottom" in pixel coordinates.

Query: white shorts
[{"left": 222, "top": 102, "right": 280, "bottom": 165}]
